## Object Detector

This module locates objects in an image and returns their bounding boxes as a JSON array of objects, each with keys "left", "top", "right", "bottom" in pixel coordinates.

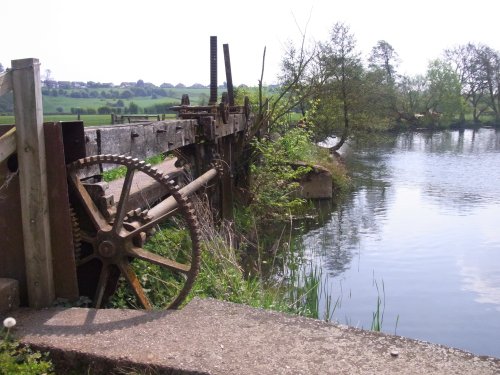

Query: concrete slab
[{"left": 11, "top": 298, "right": 500, "bottom": 374}]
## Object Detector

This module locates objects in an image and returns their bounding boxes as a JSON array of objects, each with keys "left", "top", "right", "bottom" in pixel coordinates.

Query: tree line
[{"left": 265, "top": 22, "right": 500, "bottom": 148}]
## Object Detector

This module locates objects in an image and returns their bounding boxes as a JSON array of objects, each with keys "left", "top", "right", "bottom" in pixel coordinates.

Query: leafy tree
[
  {"left": 120, "top": 90, "right": 133, "bottom": 99},
  {"left": 425, "top": 59, "right": 463, "bottom": 126},
  {"left": 130, "top": 87, "right": 147, "bottom": 96},
  {"left": 368, "top": 40, "right": 399, "bottom": 84},
  {"left": 247, "top": 30, "right": 322, "bottom": 144},
  {"left": 397, "top": 74, "right": 428, "bottom": 116},
  {"left": 97, "top": 106, "right": 112, "bottom": 114},
  {"left": 315, "top": 22, "right": 363, "bottom": 150},
  {"left": 475, "top": 45, "right": 500, "bottom": 122},
  {"left": 128, "top": 102, "right": 140, "bottom": 114},
  {"left": 445, "top": 43, "right": 487, "bottom": 122},
  {"left": 276, "top": 38, "right": 322, "bottom": 121},
  {"left": 365, "top": 40, "right": 400, "bottom": 123}
]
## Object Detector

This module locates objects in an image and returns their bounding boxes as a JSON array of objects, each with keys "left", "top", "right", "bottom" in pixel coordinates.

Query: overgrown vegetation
[
  {"left": 107, "top": 193, "right": 332, "bottom": 320},
  {"left": 1, "top": 320, "right": 54, "bottom": 375},
  {"left": 245, "top": 127, "right": 349, "bottom": 221}
]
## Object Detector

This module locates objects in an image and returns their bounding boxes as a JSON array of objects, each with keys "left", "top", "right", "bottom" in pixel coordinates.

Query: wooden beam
[
  {"left": 0, "top": 127, "right": 16, "bottom": 163},
  {"left": 84, "top": 120, "right": 197, "bottom": 162},
  {"left": 0, "top": 70, "right": 13, "bottom": 97},
  {"left": 12, "top": 58, "right": 55, "bottom": 308}
]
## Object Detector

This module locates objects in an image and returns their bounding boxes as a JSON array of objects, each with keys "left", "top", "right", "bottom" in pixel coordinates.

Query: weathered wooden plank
[
  {"left": 215, "top": 114, "right": 236, "bottom": 137},
  {"left": 0, "top": 70, "right": 12, "bottom": 97},
  {"left": 43, "top": 122, "right": 79, "bottom": 301},
  {"left": 84, "top": 128, "right": 99, "bottom": 156},
  {"left": 81, "top": 114, "right": 248, "bottom": 171},
  {"left": 12, "top": 58, "right": 55, "bottom": 308},
  {"left": 0, "top": 160, "right": 28, "bottom": 306},
  {"left": 85, "top": 120, "right": 197, "bottom": 161},
  {"left": 0, "top": 127, "right": 16, "bottom": 163}
]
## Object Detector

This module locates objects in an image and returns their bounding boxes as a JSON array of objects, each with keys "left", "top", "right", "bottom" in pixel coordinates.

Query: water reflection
[
  {"left": 297, "top": 128, "right": 500, "bottom": 357},
  {"left": 459, "top": 259, "right": 500, "bottom": 311}
]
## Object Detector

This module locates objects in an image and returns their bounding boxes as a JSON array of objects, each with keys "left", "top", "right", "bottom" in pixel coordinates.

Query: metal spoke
[
  {"left": 126, "top": 246, "right": 191, "bottom": 274},
  {"left": 68, "top": 170, "right": 110, "bottom": 231},
  {"left": 76, "top": 254, "right": 96, "bottom": 267},
  {"left": 80, "top": 231, "right": 96, "bottom": 244},
  {"left": 112, "top": 167, "right": 135, "bottom": 234},
  {"left": 117, "top": 260, "right": 153, "bottom": 310},
  {"left": 93, "top": 263, "right": 110, "bottom": 308}
]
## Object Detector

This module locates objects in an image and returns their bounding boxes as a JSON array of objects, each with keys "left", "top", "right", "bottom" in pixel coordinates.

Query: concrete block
[
  {"left": 295, "top": 163, "right": 333, "bottom": 199},
  {"left": 0, "top": 278, "right": 20, "bottom": 313}
]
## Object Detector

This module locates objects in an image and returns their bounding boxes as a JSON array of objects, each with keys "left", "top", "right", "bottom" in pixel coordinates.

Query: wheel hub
[{"left": 98, "top": 240, "right": 117, "bottom": 258}]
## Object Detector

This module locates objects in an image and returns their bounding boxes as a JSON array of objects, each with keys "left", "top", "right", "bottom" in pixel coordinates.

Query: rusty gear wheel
[{"left": 67, "top": 154, "right": 202, "bottom": 310}]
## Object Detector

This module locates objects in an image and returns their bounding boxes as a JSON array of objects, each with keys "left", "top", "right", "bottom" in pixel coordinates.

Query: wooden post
[{"left": 11, "top": 58, "right": 55, "bottom": 308}]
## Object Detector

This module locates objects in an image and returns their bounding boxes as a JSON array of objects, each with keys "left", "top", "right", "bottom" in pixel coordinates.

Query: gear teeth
[
  {"left": 67, "top": 153, "right": 202, "bottom": 310},
  {"left": 69, "top": 206, "right": 82, "bottom": 260}
]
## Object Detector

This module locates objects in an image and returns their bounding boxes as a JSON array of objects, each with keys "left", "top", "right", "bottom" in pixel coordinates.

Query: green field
[
  {"left": 0, "top": 87, "right": 211, "bottom": 126},
  {"left": 0, "top": 113, "right": 178, "bottom": 127},
  {"left": 41, "top": 87, "right": 210, "bottom": 113}
]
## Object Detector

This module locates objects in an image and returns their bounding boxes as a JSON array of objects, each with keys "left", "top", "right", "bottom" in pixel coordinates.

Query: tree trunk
[{"left": 330, "top": 81, "right": 349, "bottom": 152}]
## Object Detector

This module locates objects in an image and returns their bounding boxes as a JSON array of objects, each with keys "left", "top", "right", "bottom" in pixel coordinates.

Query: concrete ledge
[
  {"left": 0, "top": 278, "right": 20, "bottom": 313},
  {"left": 11, "top": 298, "right": 500, "bottom": 374},
  {"left": 293, "top": 162, "right": 333, "bottom": 199}
]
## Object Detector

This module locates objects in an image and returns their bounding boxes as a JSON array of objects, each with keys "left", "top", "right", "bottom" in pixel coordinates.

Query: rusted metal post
[
  {"left": 220, "top": 136, "right": 234, "bottom": 220},
  {"left": 209, "top": 36, "right": 218, "bottom": 105},
  {"left": 147, "top": 167, "right": 219, "bottom": 220},
  {"left": 223, "top": 44, "right": 235, "bottom": 107},
  {"left": 11, "top": 58, "right": 55, "bottom": 308}
]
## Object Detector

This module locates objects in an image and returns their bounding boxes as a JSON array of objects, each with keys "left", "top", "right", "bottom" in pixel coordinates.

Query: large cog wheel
[{"left": 67, "top": 154, "right": 201, "bottom": 310}]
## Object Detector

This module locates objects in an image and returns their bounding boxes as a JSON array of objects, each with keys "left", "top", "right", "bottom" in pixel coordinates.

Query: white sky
[{"left": 3, "top": 0, "right": 500, "bottom": 86}]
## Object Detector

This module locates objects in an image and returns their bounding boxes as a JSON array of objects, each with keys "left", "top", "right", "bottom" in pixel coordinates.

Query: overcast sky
[{"left": 3, "top": 0, "right": 499, "bottom": 86}]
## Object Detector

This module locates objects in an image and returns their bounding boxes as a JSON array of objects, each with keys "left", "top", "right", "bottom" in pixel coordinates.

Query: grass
[
  {"left": 371, "top": 277, "right": 386, "bottom": 332},
  {"left": 106, "top": 193, "right": 327, "bottom": 319},
  {"left": 102, "top": 153, "right": 167, "bottom": 182},
  {"left": 0, "top": 113, "right": 178, "bottom": 127},
  {"left": 40, "top": 87, "right": 209, "bottom": 113}
]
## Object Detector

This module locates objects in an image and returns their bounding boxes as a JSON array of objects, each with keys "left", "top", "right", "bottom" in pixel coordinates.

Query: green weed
[{"left": 1, "top": 323, "right": 54, "bottom": 375}]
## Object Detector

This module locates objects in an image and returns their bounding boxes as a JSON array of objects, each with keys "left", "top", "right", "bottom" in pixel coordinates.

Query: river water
[{"left": 297, "top": 128, "right": 500, "bottom": 358}]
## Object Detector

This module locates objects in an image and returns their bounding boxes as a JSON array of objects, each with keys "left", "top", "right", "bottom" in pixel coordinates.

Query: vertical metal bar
[
  {"left": 209, "top": 36, "right": 218, "bottom": 105},
  {"left": 220, "top": 137, "right": 234, "bottom": 221},
  {"left": 223, "top": 44, "right": 235, "bottom": 107}
]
